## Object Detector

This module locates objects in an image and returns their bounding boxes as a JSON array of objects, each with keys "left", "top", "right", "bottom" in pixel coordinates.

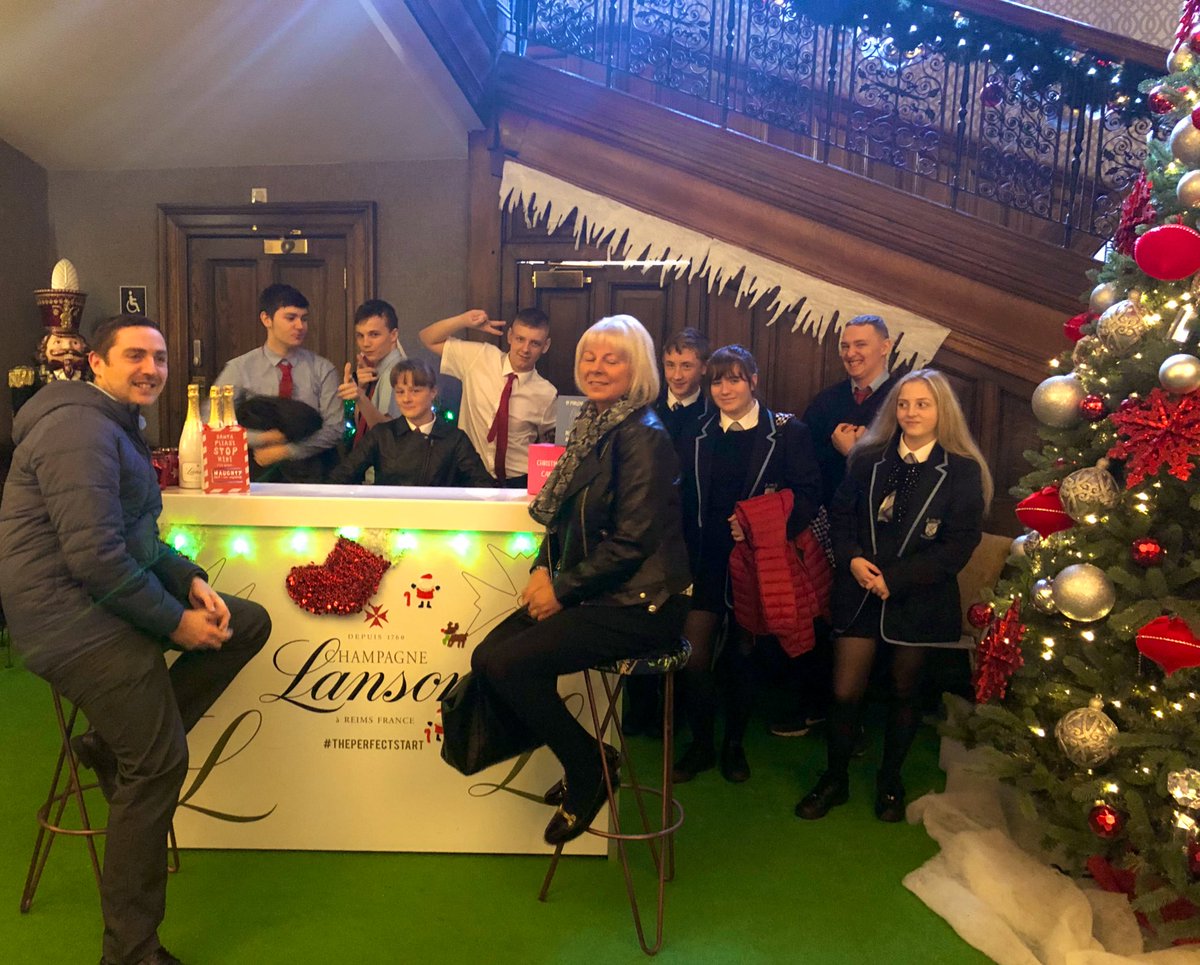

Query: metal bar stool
[
  {"left": 21, "top": 686, "right": 180, "bottom": 913},
  {"left": 538, "top": 637, "right": 692, "bottom": 956}
]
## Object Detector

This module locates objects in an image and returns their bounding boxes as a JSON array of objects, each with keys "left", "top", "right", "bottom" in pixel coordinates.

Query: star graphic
[{"left": 363, "top": 603, "right": 389, "bottom": 628}]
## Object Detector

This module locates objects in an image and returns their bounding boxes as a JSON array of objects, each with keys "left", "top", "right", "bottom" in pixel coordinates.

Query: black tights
[
  {"left": 679, "top": 609, "right": 756, "bottom": 751},
  {"left": 826, "top": 637, "right": 926, "bottom": 790}
]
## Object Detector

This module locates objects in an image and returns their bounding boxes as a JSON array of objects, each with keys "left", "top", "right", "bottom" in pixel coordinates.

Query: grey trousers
[{"left": 39, "top": 594, "right": 270, "bottom": 965}]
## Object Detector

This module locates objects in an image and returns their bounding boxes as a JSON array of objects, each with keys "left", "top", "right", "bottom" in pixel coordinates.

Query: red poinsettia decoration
[
  {"left": 974, "top": 597, "right": 1026, "bottom": 703},
  {"left": 1108, "top": 387, "right": 1200, "bottom": 487},
  {"left": 1113, "top": 172, "right": 1155, "bottom": 257}
]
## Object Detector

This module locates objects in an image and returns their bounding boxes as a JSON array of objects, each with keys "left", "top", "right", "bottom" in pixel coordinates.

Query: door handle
[{"left": 192, "top": 339, "right": 202, "bottom": 367}]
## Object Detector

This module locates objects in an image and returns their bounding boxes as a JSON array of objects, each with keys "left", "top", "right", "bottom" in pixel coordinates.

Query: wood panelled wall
[{"left": 466, "top": 60, "right": 1085, "bottom": 534}]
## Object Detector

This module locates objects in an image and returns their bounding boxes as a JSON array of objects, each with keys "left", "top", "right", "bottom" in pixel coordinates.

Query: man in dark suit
[{"left": 771, "top": 314, "right": 899, "bottom": 738}]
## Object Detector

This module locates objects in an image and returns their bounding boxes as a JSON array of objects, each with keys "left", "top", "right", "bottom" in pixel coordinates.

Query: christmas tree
[{"left": 947, "top": 5, "right": 1200, "bottom": 946}]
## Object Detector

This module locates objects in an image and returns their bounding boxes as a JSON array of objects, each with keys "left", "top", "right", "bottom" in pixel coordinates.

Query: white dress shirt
[{"left": 719, "top": 400, "right": 760, "bottom": 433}]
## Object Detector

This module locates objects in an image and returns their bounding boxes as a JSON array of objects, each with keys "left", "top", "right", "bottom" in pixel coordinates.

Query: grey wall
[
  {"left": 0, "top": 138, "right": 53, "bottom": 447},
  {"left": 47, "top": 158, "right": 469, "bottom": 359}
]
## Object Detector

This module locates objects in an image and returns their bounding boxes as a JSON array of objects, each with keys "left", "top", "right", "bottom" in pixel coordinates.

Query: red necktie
[
  {"left": 852, "top": 385, "right": 872, "bottom": 405},
  {"left": 278, "top": 359, "right": 294, "bottom": 399},
  {"left": 486, "top": 372, "right": 518, "bottom": 482}
]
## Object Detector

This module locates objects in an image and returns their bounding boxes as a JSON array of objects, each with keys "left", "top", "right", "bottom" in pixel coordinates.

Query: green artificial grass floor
[{"left": 0, "top": 661, "right": 992, "bottom": 965}]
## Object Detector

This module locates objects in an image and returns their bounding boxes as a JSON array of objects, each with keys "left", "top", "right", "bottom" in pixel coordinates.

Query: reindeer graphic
[{"left": 440, "top": 621, "right": 468, "bottom": 648}]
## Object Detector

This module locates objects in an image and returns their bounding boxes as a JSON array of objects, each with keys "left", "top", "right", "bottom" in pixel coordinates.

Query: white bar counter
[{"left": 160, "top": 483, "right": 605, "bottom": 855}]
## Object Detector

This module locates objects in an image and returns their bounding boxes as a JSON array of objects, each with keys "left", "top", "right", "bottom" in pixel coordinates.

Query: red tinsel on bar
[
  {"left": 1108, "top": 387, "right": 1200, "bottom": 487},
  {"left": 286, "top": 536, "right": 391, "bottom": 615},
  {"left": 973, "top": 597, "right": 1026, "bottom": 703},
  {"left": 1113, "top": 172, "right": 1155, "bottom": 257}
]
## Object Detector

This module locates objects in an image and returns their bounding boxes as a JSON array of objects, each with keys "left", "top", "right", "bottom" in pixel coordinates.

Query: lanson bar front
[{"left": 159, "top": 483, "right": 605, "bottom": 855}]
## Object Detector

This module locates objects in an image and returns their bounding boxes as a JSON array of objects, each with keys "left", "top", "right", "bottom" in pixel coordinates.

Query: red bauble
[
  {"left": 1079, "top": 394, "right": 1107, "bottom": 422},
  {"left": 1088, "top": 803, "right": 1125, "bottom": 839},
  {"left": 967, "top": 602, "right": 994, "bottom": 629},
  {"left": 1015, "top": 485, "right": 1073, "bottom": 538},
  {"left": 1188, "top": 839, "right": 1200, "bottom": 878},
  {"left": 1149, "top": 87, "right": 1175, "bottom": 114},
  {"left": 1190, "top": 31, "right": 1200, "bottom": 55},
  {"left": 1134, "top": 223, "right": 1200, "bottom": 281},
  {"left": 1131, "top": 537, "right": 1165, "bottom": 567},
  {"left": 980, "top": 81, "right": 1004, "bottom": 108},
  {"left": 1135, "top": 615, "right": 1200, "bottom": 675},
  {"left": 1064, "top": 311, "right": 1096, "bottom": 342}
]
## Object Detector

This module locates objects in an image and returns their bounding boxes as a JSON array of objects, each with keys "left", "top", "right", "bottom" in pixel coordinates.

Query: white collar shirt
[
  {"left": 668, "top": 388, "right": 701, "bottom": 410},
  {"left": 719, "top": 400, "right": 760, "bottom": 433},
  {"left": 898, "top": 438, "right": 936, "bottom": 464},
  {"left": 440, "top": 338, "right": 558, "bottom": 477}
]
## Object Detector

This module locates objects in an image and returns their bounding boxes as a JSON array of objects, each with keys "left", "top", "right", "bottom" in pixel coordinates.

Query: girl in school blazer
[
  {"left": 674, "top": 345, "right": 822, "bottom": 785},
  {"left": 796, "top": 369, "right": 991, "bottom": 823}
]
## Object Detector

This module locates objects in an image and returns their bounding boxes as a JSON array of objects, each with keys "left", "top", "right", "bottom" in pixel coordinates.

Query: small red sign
[
  {"left": 527, "top": 443, "right": 565, "bottom": 494},
  {"left": 202, "top": 426, "right": 250, "bottom": 493}
]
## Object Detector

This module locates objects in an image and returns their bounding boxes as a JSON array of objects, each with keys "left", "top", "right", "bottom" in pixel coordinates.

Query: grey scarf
[{"left": 528, "top": 397, "right": 639, "bottom": 526}]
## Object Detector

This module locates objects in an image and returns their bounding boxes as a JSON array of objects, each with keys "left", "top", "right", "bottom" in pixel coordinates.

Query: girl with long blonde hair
[{"left": 796, "top": 369, "right": 990, "bottom": 823}]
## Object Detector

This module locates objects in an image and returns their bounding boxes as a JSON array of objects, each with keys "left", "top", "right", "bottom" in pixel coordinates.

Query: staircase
[{"left": 392, "top": 0, "right": 1166, "bottom": 530}]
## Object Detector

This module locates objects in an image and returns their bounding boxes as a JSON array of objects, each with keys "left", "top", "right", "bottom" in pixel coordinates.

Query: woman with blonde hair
[
  {"left": 796, "top": 369, "right": 991, "bottom": 822},
  {"left": 471, "top": 315, "right": 691, "bottom": 846}
]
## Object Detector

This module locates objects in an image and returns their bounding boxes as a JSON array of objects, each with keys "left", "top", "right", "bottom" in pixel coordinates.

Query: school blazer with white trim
[{"left": 829, "top": 441, "right": 983, "bottom": 646}]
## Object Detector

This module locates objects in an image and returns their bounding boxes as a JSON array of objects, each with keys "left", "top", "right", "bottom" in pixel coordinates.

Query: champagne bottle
[
  {"left": 221, "top": 385, "right": 239, "bottom": 427},
  {"left": 178, "top": 383, "right": 203, "bottom": 489},
  {"left": 207, "top": 385, "right": 223, "bottom": 429}
]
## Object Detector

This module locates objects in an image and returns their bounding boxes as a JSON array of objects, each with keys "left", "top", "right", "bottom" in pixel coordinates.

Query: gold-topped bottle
[
  {"left": 207, "top": 385, "right": 223, "bottom": 429},
  {"left": 178, "top": 384, "right": 203, "bottom": 489},
  {"left": 221, "top": 385, "right": 239, "bottom": 427}
]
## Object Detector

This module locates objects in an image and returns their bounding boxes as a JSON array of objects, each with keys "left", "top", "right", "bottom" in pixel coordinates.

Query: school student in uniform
[
  {"left": 673, "top": 344, "right": 822, "bottom": 784},
  {"left": 795, "top": 369, "right": 991, "bottom": 822},
  {"left": 328, "top": 357, "right": 492, "bottom": 488}
]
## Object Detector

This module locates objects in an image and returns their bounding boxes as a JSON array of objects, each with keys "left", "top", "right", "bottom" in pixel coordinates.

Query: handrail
[
  {"left": 950, "top": 0, "right": 1165, "bottom": 68},
  {"left": 505, "top": 0, "right": 1162, "bottom": 247}
]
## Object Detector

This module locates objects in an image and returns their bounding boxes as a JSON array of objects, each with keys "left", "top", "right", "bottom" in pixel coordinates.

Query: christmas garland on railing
[{"left": 772, "top": 0, "right": 1159, "bottom": 113}]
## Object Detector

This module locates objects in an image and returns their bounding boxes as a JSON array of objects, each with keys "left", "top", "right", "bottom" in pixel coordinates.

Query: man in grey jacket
[{"left": 0, "top": 315, "right": 271, "bottom": 965}]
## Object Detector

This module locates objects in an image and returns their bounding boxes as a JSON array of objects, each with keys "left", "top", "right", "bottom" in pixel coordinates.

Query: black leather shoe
[
  {"left": 874, "top": 784, "right": 907, "bottom": 823},
  {"left": 71, "top": 729, "right": 118, "bottom": 803},
  {"left": 542, "top": 744, "right": 620, "bottom": 807},
  {"left": 794, "top": 772, "right": 850, "bottom": 820},
  {"left": 544, "top": 772, "right": 610, "bottom": 847},
  {"left": 719, "top": 742, "right": 750, "bottom": 783},
  {"left": 672, "top": 742, "right": 716, "bottom": 784}
]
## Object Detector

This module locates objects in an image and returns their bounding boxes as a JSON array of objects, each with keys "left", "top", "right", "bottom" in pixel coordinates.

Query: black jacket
[
  {"left": 830, "top": 441, "right": 983, "bottom": 645},
  {"left": 0, "top": 381, "right": 204, "bottom": 674},
  {"left": 680, "top": 406, "right": 822, "bottom": 573},
  {"left": 328, "top": 418, "right": 493, "bottom": 488},
  {"left": 802, "top": 375, "right": 899, "bottom": 507},
  {"left": 535, "top": 406, "right": 691, "bottom": 609}
]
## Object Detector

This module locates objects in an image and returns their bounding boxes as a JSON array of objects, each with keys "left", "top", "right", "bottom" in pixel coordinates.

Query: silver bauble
[
  {"left": 1054, "top": 696, "right": 1118, "bottom": 768},
  {"left": 1167, "top": 768, "right": 1200, "bottom": 809},
  {"left": 1170, "top": 45, "right": 1197, "bottom": 75},
  {"left": 1171, "top": 115, "right": 1200, "bottom": 166},
  {"left": 1059, "top": 465, "right": 1121, "bottom": 521},
  {"left": 1179, "top": 170, "right": 1200, "bottom": 209},
  {"left": 1096, "top": 299, "right": 1146, "bottom": 355},
  {"left": 1088, "top": 282, "right": 1121, "bottom": 315},
  {"left": 1031, "top": 578, "right": 1058, "bottom": 613},
  {"left": 1158, "top": 353, "right": 1200, "bottom": 394},
  {"left": 1009, "top": 531, "right": 1041, "bottom": 559},
  {"left": 1031, "top": 374, "right": 1085, "bottom": 427},
  {"left": 1072, "top": 335, "right": 1103, "bottom": 368},
  {"left": 1052, "top": 563, "right": 1116, "bottom": 622}
]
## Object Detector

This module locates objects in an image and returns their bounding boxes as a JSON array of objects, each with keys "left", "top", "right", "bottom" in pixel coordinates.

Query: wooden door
[
  {"left": 510, "top": 262, "right": 694, "bottom": 394},
  {"left": 187, "top": 236, "right": 349, "bottom": 391},
  {"left": 159, "top": 203, "right": 375, "bottom": 441}
]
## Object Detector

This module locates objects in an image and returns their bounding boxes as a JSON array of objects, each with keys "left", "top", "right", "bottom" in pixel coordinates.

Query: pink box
[{"left": 527, "top": 443, "right": 566, "bottom": 494}]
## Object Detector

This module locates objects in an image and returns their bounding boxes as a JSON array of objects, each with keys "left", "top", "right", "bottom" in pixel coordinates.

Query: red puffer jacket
[{"left": 729, "top": 490, "right": 832, "bottom": 656}]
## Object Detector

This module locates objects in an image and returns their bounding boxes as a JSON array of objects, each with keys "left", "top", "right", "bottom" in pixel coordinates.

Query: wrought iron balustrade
[{"left": 505, "top": 0, "right": 1160, "bottom": 247}]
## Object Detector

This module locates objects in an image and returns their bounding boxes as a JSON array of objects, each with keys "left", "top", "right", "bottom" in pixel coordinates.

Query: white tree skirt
[{"left": 906, "top": 741, "right": 1199, "bottom": 964}]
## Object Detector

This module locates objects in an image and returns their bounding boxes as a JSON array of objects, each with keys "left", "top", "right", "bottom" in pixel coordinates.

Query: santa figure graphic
[{"left": 411, "top": 573, "right": 440, "bottom": 609}]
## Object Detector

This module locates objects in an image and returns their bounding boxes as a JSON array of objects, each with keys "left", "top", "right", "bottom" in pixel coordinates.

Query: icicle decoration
[{"left": 499, "top": 162, "right": 951, "bottom": 367}]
